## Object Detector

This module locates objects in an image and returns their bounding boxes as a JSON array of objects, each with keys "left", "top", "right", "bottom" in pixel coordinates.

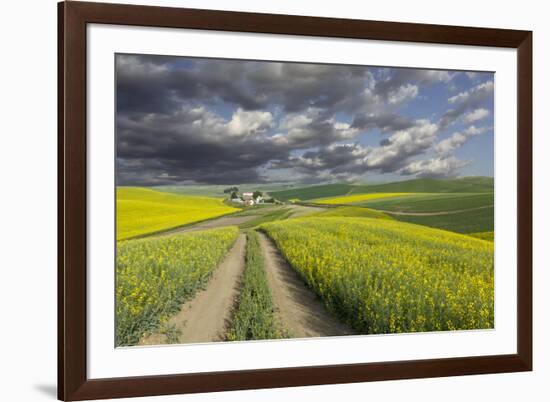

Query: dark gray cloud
[
  {"left": 116, "top": 104, "right": 359, "bottom": 185},
  {"left": 246, "top": 63, "right": 376, "bottom": 113},
  {"left": 115, "top": 54, "right": 493, "bottom": 184},
  {"left": 375, "top": 69, "right": 452, "bottom": 91},
  {"left": 351, "top": 111, "right": 416, "bottom": 133},
  {"left": 116, "top": 55, "right": 376, "bottom": 115},
  {"left": 116, "top": 55, "right": 265, "bottom": 114},
  {"left": 117, "top": 107, "right": 285, "bottom": 184}
]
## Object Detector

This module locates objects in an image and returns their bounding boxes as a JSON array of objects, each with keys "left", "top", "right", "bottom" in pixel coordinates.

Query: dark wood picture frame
[{"left": 58, "top": 1, "right": 532, "bottom": 400}]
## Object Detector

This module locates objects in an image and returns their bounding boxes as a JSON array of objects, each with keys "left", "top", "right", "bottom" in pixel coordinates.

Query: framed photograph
[{"left": 58, "top": 1, "right": 532, "bottom": 400}]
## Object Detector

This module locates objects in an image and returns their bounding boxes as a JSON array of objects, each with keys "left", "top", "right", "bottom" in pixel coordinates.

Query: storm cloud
[{"left": 116, "top": 54, "right": 494, "bottom": 185}]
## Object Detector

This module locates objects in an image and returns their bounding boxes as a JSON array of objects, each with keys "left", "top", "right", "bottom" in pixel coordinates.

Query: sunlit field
[
  {"left": 116, "top": 227, "right": 239, "bottom": 346},
  {"left": 117, "top": 187, "right": 238, "bottom": 240},
  {"left": 468, "top": 231, "right": 494, "bottom": 242},
  {"left": 314, "top": 192, "right": 413, "bottom": 205},
  {"left": 395, "top": 206, "right": 494, "bottom": 234},
  {"left": 362, "top": 192, "right": 493, "bottom": 212},
  {"left": 261, "top": 217, "right": 494, "bottom": 334},
  {"left": 113, "top": 49, "right": 497, "bottom": 347}
]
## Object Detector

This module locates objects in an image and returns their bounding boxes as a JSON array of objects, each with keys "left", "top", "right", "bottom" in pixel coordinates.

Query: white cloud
[
  {"left": 463, "top": 108, "right": 490, "bottom": 123},
  {"left": 435, "top": 132, "right": 468, "bottom": 156},
  {"left": 366, "top": 120, "right": 438, "bottom": 171},
  {"left": 439, "top": 81, "right": 494, "bottom": 130},
  {"left": 116, "top": 54, "right": 169, "bottom": 75},
  {"left": 463, "top": 125, "right": 486, "bottom": 136},
  {"left": 273, "top": 108, "right": 359, "bottom": 148},
  {"left": 434, "top": 125, "right": 488, "bottom": 156},
  {"left": 420, "top": 70, "right": 455, "bottom": 83},
  {"left": 226, "top": 108, "right": 274, "bottom": 137},
  {"left": 279, "top": 112, "right": 314, "bottom": 130},
  {"left": 399, "top": 156, "right": 470, "bottom": 178},
  {"left": 448, "top": 81, "right": 494, "bottom": 105},
  {"left": 388, "top": 84, "right": 419, "bottom": 105}
]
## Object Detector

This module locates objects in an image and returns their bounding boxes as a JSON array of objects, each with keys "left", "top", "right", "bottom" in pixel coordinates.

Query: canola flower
[
  {"left": 468, "top": 231, "right": 494, "bottom": 242},
  {"left": 117, "top": 187, "right": 238, "bottom": 240},
  {"left": 314, "top": 192, "right": 414, "bottom": 205},
  {"left": 261, "top": 217, "right": 494, "bottom": 334},
  {"left": 116, "top": 226, "right": 239, "bottom": 346}
]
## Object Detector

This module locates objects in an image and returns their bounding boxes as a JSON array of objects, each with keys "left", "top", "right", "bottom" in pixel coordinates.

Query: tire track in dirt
[
  {"left": 257, "top": 232, "right": 354, "bottom": 338},
  {"left": 140, "top": 234, "right": 246, "bottom": 345},
  {"left": 155, "top": 215, "right": 257, "bottom": 237}
]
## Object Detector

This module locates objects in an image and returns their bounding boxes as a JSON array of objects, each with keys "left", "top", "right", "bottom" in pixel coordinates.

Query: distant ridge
[
  {"left": 350, "top": 177, "right": 494, "bottom": 195},
  {"left": 267, "top": 183, "right": 355, "bottom": 202},
  {"left": 269, "top": 177, "right": 493, "bottom": 201}
]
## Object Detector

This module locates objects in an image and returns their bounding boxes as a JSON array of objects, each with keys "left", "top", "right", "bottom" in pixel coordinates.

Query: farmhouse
[{"left": 229, "top": 190, "right": 265, "bottom": 206}]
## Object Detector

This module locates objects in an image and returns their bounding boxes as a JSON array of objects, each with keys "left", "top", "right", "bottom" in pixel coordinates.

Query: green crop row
[{"left": 227, "top": 231, "right": 285, "bottom": 341}]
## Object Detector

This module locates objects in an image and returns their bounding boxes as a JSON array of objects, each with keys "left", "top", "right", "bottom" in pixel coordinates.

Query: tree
[
  {"left": 230, "top": 191, "right": 239, "bottom": 199},
  {"left": 253, "top": 190, "right": 263, "bottom": 199},
  {"left": 224, "top": 186, "right": 239, "bottom": 194}
]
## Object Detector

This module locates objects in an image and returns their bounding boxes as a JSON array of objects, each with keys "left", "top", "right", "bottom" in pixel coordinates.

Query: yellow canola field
[
  {"left": 314, "top": 192, "right": 413, "bottom": 205},
  {"left": 116, "top": 226, "right": 239, "bottom": 346},
  {"left": 261, "top": 217, "right": 494, "bottom": 334},
  {"left": 117, "top": 187, "right": 238, "bottom": 240},
  {"left": 468, "top": 231, "right": 494, "bottom": 242}
]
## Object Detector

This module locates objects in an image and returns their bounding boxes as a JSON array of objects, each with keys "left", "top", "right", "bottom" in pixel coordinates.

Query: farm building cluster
[
  {"left": 224, "top": 187, "right": 267, "bottom": 206},
  {"left": 232, "top": 192, "right": 264, "bottom": 206}
]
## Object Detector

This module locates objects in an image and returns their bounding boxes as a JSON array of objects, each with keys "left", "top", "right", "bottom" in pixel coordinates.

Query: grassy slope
[
  {"left": 227, "top": 231, "right": 285, "bottom": 341},
  {"left": 394, "top": 206, "right": 494, "bottom": 234},
  {"left": 312, "top": 206, "right": 394, "bottom": 220},
  {"left": 117, "top": 187, "right": 238, "bottom": 240},
  {"left": 351, "top": 177, "right": 494, "bottom": 194},
  {"left": 268, "top": 177, "right": 493, "bottom": 202},
  {"left": 269, "top": 184, "right": 354, "bottom": 201},
  {"left": 362, "top": 192, "right": 494, "bottom": 212}
]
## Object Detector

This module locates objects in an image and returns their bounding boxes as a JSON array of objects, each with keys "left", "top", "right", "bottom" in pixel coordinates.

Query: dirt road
[
  {"left": 140, "top": 234, "right": 247, "bottom": 345},
  {"left": 257, "top": 232, "right": 354, "bottom": 338},
  {"left": 156, "top": 215, "right": 257, "bottom": 236}
]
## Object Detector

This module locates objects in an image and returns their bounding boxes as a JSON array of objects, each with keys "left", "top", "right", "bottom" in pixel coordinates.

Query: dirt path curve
[
  {"left": 140, "top": 234, "right": 247, "bottom": 345},
  {"left": 377, "top": 204, "right": 493, "bottom": 216},
  {"left": 257, "top": 232, "right": 354, "bottom": 338}
]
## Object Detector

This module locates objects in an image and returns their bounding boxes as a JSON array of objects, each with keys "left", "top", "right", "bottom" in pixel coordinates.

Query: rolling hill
[
  {"left": 350, "top": 177, "right": 494, "bottom": 194},
  {"left": 269, "top": 177, "right": 493, "bottom": 202},
  {"left": 116, "top": 187, "right": 238, "bottom": 240},
  {"left": 268, "top": 183, "right": 355, "bottom": 201}
]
